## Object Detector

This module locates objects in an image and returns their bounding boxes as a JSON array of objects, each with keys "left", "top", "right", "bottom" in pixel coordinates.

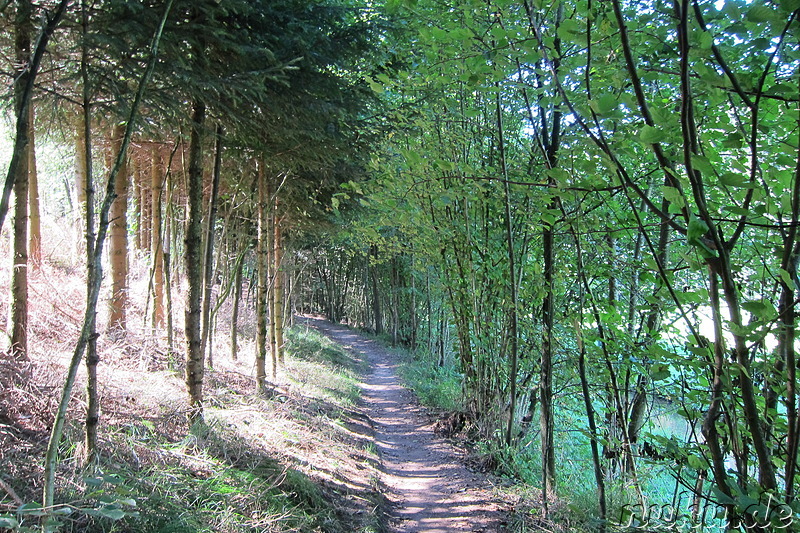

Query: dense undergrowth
[
  {"left": 396, "top": 347, "right": 697, "bottom": 532},
  {"left": 0, "top": 308, "right": 384, "bottom": 532}
]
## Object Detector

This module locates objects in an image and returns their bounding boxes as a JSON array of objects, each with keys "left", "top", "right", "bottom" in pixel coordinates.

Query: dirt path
[{"left": 304, "top": 318, "right": 507, "bottom": 532}]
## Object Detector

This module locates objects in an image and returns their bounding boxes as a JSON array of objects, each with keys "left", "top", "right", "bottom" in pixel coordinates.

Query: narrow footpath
[{"left": 305, "top": 317, "right": 508, "bottom": 532}]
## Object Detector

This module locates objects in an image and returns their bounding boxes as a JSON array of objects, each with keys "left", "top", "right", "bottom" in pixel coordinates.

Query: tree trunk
[
  {"left": 10, "top": 120, "right": 29, "bottom": 363},
  {"left": 78, "top": 0, "right": 99, "bottom": 467},
  {"left": 141, "top": 159, "right": 151, "bottom": 252},
  {"left": 273, "top": 214, "right": 285, "bottom": 366},
  {"left": 201, "top": 125, "right": 223, "bottom": 367},
  {"left": 74, "top": 119, "right": 88, "bottom": 260},
  {"left": 184, "top": 99, "right": 206, "bottom": 423},
  {"left": 83, "top": 115, "right": 98, "bottom": 466},
  {"left": 390, "top": 256, "right": 399, "bottom": 347},
  {"left": 108, "top": 123, "right": 129, "bottom": 335},
  {"left": 164, "top": 156, "right": 175, "bottom": 355},
  {"left": 0, "top": 0, "right": 68, "bottom": 234},
  {"left": 495, "top": 88, "right": 519, "bottom": 448},
  {"left": 255, "top": 161, "right": 269, "bottom": 391},
  {"left": 133, "top": 159, "right": 143, "bottom": 250},
  {"left": 268, "top": 176, "right": 278, "bottom": 377},
  {"left": 8, "top": 0, "right": 33, "bottom": 362},
  {"left": 370, "top": 244, "right": 382, "bottom": 334},
  {"left": 151, "top": 145, "right": 165, "bottom": 329},
  {"left": 28, "top": 105, "right": 41, "bottom": 267},
  {"left": 230, "top": 241, "right": 245, "bottom": 361}
]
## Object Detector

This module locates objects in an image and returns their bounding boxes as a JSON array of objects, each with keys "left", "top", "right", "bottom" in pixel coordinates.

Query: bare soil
[{"left": 304, "top": 318, "right": 510, "bottom": 533}]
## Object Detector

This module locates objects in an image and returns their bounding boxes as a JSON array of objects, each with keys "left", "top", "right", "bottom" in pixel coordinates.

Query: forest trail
[{"left": 302, "top": 317, "right": 508, "bottom": 532}]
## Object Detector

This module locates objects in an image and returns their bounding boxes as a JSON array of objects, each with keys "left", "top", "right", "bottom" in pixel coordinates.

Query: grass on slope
[{"left": 0, "top": 308, "right": 383, "bottom": 532}]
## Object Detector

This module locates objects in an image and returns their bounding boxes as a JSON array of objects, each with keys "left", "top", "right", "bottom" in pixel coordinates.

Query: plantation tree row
[
  {"left": 300, "top": 0, "right": 800, "bottom": 529},
  {"left": 1, "top": 0, "right": 384, "bottom": 510}
]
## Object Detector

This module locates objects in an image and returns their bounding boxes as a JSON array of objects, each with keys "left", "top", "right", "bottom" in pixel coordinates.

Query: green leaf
[
  {"left": 779, "top": 268, "right": 794, "bottom": 288},
  {"left": 687, "top": 216, "right": 708, "bottom": 241},
  {"left": 747, "top": 4, "right": 777, "bottom": 22},
  {"left": 98, "top": 507, "right": 127, "bottom": 520},
  {"left": 780, "top": 0, "right": 800, "bottom": 12},
  {"left": 690, "top": 154, "right": 714, "bottom": 175},
  {"left": 722, "top": 205, "right": 750, "bottom": 215},
  {"left": 17, "top": 502, "right": 47, "bottom": 516},
  {"left": 547, "top": 167, "right": 570, "bottom": 185},
  {"left": 719, "top": 173, "right": 752, "bottom": 188},
  {"left": 650, "top": 364, "right": 671, "bottom": 381},
  {"left": 639, "top": 125, "right": 665, "bottom": 144},
  {"left": 741, "top": 300, "right": 776, "bottom": 319},
  {"left": 590, "top": 94, "right": 618, "bottom": 115},
  {"left": 0, "top": 516, "right": 19, "bottom": 528},
  {"left": 710, "top": 485, "right": 737, "bottom": 505},
  {"left": 687, "top": 454, "right": 709, "bottom": 470},
  {"left": 84, "top": 476, "right": 104, "bottom": 487},
  {"left": 662, "top": 185, "right": 686, "bottom": 212},
  {"left": 722, "top": 132, "right": 743, "bottom": 149},
  {"left": 558, "top": 18, "right": 582, "bottom": 35},
  {"left": 365, "top": 76, "right": 384, "bottom": 94},
  {"left": 698, "top": 31, "right": 713, "bottom": 49}
]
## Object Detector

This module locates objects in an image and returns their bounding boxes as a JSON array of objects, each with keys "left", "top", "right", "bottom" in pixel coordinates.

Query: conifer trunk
[
  {"left": 74, "top": 120, "right": 88, "bottom": 259},
  {"left": 273, "top": 215, "right": 285, "bottom": 366},
  {"left": 185, "top": 99, "right": 206, "bottom": 422},
  {"left": 79, "top": 0, "right": 99, "bottom": 466},
  {"left": 141, "top": 159, "right": 151, "bottom": 252},
  {"left": 268, "top": 191, "right": 277, "bottom": 378},
  {"left": 201, "top": 125, "right": 223, "bottom": 366},
  {"left": 255, "top": 161, "right": 269, "bottom": 390},
  {"left": 108, "top": 123, "right": 129, "bottom": 334},
  {"left": 230, "top": 240, "right": 245, "bottom": 361},
  {"left": 11, "top": 126, "right": 29, "bottom": 362},
  {"left": 151, "top": 146, "right": 165, "bottom": 328},
  {"left": 8, "top": 0, "right": 32, "bottom": 362},
  {"left": 0, "top": 0, "right": 67, "bottom": 234},
  {"left": 28, "top": 105, "right": 41, "bottom": 267},
  {"left": 133, "top": 161, "right": 143, "bottom": 250}
]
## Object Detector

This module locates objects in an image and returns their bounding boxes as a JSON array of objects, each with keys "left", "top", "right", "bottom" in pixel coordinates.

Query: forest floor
[{"left": 304, "top": 317, "right": 513, "bottom": 532}]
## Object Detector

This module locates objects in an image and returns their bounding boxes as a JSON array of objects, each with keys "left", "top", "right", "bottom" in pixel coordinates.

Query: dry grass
[{"left": 0, "top": 226, "right": 385, "bottom": 532}]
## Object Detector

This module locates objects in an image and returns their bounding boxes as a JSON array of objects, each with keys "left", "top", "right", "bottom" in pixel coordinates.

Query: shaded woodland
[{"left": 2, "top": 0, "right": 800, "bottom": 531}]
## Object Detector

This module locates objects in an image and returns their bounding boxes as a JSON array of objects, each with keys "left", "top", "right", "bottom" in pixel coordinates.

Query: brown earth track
[{"left": 303, "top": 317, "right": 509, "bottom": 533}]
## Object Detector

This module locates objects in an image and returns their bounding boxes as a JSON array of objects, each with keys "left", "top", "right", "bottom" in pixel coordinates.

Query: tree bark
[
  {"left": 273, "top": 214, "right": 285, "bottom": 366},
  {"left": 268, "top": 191, "right": 277, "bottom": 378},
  {"left": 184, "top": 99, "right": 206, "bottom": 423},
  {"left": 164, "top": 155, "right": 175, "bottom": 354},
  {"left": 256, "top": 161, "right": 269, "bottom": 391},
  {"left": 27, "top": 105, "right": 41, "bottom": 267},
  {"left": 230, "top": 240, "right": 245, "bottom": 362},
  {"left": 10, "top": 124, "right": 29, "bottom": 363},
  {"left": 74, "top": 117, "right": 88, "bottom": 260},
  {"left": 8, "top": 0, "right": 33, "bottom": 362},
  {"left": 108, "top": 123, "right": 129, "bottom": 335},
  {"left": 133, "top": 159, "right": 143, "bottom": 250},
  {"left": 151, "top": 145, "right": 165, "bottom": 328},
  {"left": 0, "top": 0, "right": 68, "bottom": 234},
  {"left": 201, "top": 124, "right": 223, "bottom": 366},
  {"left": 370, "top": 244, "right": 382, "bottom": 334}
]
